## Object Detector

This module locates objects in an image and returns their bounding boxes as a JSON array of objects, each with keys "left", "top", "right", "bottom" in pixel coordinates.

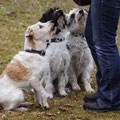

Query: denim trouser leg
[
  {"left": 85, "top": 0, "right": 120, "bottom": 107},
  {"left": 85, "top": 7, "right": 102, "bottom": 95}
]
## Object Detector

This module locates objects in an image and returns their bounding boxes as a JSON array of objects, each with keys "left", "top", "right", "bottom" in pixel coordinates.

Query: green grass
[{"left": 0, "top": 0, "right": 120, "bottom": 120}]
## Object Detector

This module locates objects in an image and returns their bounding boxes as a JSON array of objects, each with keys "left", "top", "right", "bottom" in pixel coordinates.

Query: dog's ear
[
  {"left": 54, "top": 10, "right": 63, "bottom": 20},
  {"left": 38, "top": 7, "right": 59, "bottom": 23}
]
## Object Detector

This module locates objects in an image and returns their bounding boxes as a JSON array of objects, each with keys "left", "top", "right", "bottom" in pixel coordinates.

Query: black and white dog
[
  {"left": 65, "top": 7, "right": 94, "bottom": 92},
  {"left": 38, "top": 8, "right": 70, "bottom": 98}
]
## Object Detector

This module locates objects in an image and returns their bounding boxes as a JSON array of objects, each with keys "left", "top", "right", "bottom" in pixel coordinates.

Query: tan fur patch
[
  {"left": 29, "top": 38, "right": 35, "bottom": 49},
  {"left": 4, "top": 59, "right": 31, "bottom": 82}
]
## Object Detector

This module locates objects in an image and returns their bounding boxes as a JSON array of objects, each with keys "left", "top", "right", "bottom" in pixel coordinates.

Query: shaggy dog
[
  {"left": 0, "top": 21, "right": 56, "bottom": 111},
  {"left": 65, "top": 7, "right": 94, "bottom": 92},
  {"left": 38, "top": 8, "right": 70, "bottom": 98}
]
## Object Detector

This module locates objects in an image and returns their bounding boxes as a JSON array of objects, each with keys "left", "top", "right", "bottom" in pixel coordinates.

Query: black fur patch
[
  {"left": 38, "top": 8, "right": 59, "bottom": 23},
  {"left": 38, "top": 7, "right": 66, "bottom": 30},
  {"left": 55, "top": 28, "right": 61, "bottom": 34}
]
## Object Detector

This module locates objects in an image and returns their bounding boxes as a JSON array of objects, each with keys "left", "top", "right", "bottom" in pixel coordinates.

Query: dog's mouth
[
  {"left": 26, "top": 35, "right": 33, "bottom": 41},
  {"left": 25, "top": 34, "right": 33, "bottom": 37},
  {"left": 25, "top": 28, "right": 34, "bottom": 40},
  {"left": 78, "top": 14, "right": 84, "bottom": 21},
  {"left": 51, "top": 25, "right": 55, "bottom": 32}
]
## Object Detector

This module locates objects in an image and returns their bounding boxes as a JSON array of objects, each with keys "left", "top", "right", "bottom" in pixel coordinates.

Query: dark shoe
[
  {"left": 84, "top": 92, "right": 99, "bottom": 103},
  {"left": 83, "top": 101, "right": 120, "bottom": 112}
]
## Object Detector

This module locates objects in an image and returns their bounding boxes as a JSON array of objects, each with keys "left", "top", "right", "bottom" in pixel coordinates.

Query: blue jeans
[{"left": 85, "top": 0, "right": 120, "bottom": 108}]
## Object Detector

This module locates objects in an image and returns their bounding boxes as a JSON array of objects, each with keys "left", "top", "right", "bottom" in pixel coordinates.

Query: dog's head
[
  {"left": 25, "top": 21, "right": 56, "bottom": 41},
  {"left": 66, "top": 7, "right": 88, "bottom": 34},
  {"left": 39, "top": 8, "right": 67, "bottom": 33}
]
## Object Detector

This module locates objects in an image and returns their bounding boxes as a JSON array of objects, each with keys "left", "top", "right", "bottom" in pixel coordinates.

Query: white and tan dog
[
  {"left": 0, "top": 21, "right": 56, "bottom": 111},
  {"left": 66, "top": 7, "right": 94, "bottom": 92}
]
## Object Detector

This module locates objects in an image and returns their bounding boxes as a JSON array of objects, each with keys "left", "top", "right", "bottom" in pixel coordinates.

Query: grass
[{"left": 0, "top": 0, "right": 120, "bottom": 120}]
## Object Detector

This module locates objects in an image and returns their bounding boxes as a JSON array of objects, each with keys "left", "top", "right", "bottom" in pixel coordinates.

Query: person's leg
[
  {"left": 85, "top": 7, "right": 102, "bottom": 95},
  {"left": 85, "top": 0, "right": 120, "bottom": 110}
]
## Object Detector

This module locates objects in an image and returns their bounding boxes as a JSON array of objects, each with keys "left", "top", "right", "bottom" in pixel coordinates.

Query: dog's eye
[
  {"left": 39, "top": 25, "right": 43, "bottom": 29},
  {"left": 70, "top": 14, "right": 75, "bottom": 19}
]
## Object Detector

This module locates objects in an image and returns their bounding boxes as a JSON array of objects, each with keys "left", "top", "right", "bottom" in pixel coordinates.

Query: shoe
[
  {"left": 84, "top": 92, "right": 99, "bottom": 103},
  {"left": 83, "top": 101, "right": 120, "bottom": 112}
]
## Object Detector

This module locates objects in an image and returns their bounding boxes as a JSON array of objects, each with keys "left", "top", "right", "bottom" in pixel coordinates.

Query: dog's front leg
[
  {"left": 81, "top": 69, "right": 94, "bottom": 92},
  {"left": 44, "top": 72, "right": 54, "bottom": 99},
  {"left": 58, "top": 72, "right": 68, "bottom": 96},
  {"left": 68, "top": 65, "right": 81, "bottom": 91},
  {"left": 29, "top": 77, "right": 49, "bottom": 108}
]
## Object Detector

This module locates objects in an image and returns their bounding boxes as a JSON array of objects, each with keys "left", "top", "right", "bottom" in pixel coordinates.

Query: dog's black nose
[{"left": 79, "top": 9, "right": 84, "bottom": 14}]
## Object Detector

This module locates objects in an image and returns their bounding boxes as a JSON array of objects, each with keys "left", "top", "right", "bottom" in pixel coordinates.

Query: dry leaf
[
  {"left": 46, "top": 113, "right": 56, "bottom": 117},
  {"left": 64, "top": 104, "right": 73, "bottom": 107},
  {"left": 6, "top": 12, "right": 16, "bottom": 16},
  {"left": 59, "top": 107, "right": 68, "bottom": 112}
]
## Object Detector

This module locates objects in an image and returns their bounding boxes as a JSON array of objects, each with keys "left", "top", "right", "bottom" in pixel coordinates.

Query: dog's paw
[
  {"left": 47, "top": 93, "right": 53, "bottom": 99},
  {"left": 72, "top": 85, "right": 81, "bottom": 91},
  {"left": 43, "top": 103, "right": 49, "bottom": 109},
  {"left": 85, "top": 87, "right": 95, "bottom": 93},
  {"left": 59, "top": 91, "right": 68, "bottom": 97},
  {"left": 39, "top": 100, "right": 49, "bottom": 109},
  {"left": 65, "top": 88, "right": 71, "bottom": 93}
]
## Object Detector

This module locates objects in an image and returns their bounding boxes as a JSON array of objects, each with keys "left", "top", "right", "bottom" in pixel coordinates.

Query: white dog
[
  {"left": 37, "top": 8, "right": 70, "bottom": 98},
  {"left": 65, "top": 7, "right": 94, "bottom": 92},
  {"left": 0, "top": 21, "right": 56, "bottom": 111}
]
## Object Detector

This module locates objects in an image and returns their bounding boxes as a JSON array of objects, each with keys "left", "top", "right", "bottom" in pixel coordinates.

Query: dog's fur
[
  {"left": 0, "top": 21, "right": 56, "bottom": 111},
  {"left": 38, "top": 8, "right": 70, "bottom": 98},
  {"left": 65, "top": 7, "right": 94, "bottom": 92}
]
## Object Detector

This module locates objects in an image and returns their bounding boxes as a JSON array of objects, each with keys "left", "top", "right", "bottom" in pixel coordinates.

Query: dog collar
[
  {"left": 46, "top": 37, "right": 65, "bottom": 48},
  {"left": 25, "top": 49, "right": 45, "bottom": 56},
  {"left": 71, "top": 32, "right": 85, "bottom": 38},
  {"left": 51, "top": 37, "right": 65, "bottom": 42},
  {"left": 46, "top": 38, "right": 70, "bottom": 51}
]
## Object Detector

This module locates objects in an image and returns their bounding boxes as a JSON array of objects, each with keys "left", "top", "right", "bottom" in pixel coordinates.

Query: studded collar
[{"left": 46, "top": 37, "right": 65, "bottom": 48}]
